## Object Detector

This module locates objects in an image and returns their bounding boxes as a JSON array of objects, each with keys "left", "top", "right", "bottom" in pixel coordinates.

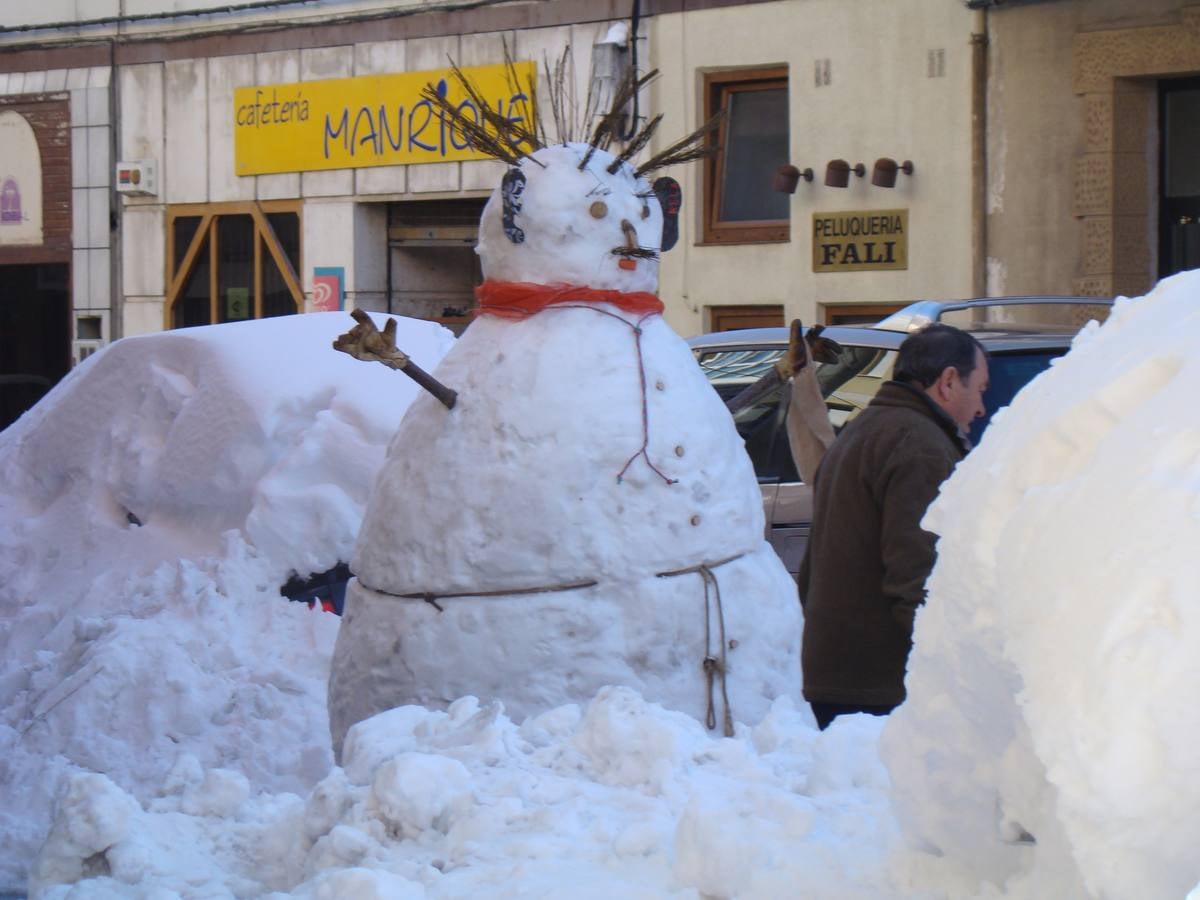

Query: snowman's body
[{"left": 328, "top": 144, "right": 801, "bottom": 756}]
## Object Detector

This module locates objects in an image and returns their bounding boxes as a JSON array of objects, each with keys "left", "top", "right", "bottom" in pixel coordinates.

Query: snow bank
[
  {"left": 0, "top": 312, "right": 454, "bottom": 892},
  {"left": 30, "top": 689, "right": 898, "bottom": 899},
  {"left": 12, "top": 272, "right": 1200, "bottom": 899},
  {"left": 884, "top": 269, "right": 1200, "bottom": 899}
]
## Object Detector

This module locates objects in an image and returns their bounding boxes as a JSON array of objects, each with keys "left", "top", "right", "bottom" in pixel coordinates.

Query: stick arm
[{"left": 333, "top": 309, "right": 458, "bottom": 410}]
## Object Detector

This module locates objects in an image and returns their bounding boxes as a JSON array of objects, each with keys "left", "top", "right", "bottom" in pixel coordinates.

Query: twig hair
[
  {"left": 422, "top": 39, "right": 722, "bottom": 181},
  {"left": 634, "top": 112, "right": 723, "bottom": 178}
]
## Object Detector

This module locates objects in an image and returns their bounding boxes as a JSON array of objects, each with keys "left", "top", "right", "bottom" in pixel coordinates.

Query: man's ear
[
  {"left": 936, "top": 364, "right": 964, "bottom": 396},
  {"left": 932, "top": 365, "right": 958, "bottom": 400}
]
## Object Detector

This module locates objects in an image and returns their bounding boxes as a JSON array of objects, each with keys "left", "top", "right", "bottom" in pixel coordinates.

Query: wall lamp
[
  {"left": 871, "top": 157, "right": 915, "bottom": 188},
  {"left": 824, "top": 159, "right": 866, "bottom": 188},
  {"left": 773, "top": 164, "right": 814, "bottom": 194}
]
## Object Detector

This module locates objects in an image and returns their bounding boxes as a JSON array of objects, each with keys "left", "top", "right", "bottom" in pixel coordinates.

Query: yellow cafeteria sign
[
  {"left": 812, "top": 210, "right": 908, "bottom": 272},
  {"left": 233, "top": 62, "right": 536, "bottom": 175}
]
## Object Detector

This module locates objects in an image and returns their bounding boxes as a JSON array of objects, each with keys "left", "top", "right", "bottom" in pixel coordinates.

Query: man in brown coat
[{"left": 795, "top": 324, "right": 989, "bottom": 730}]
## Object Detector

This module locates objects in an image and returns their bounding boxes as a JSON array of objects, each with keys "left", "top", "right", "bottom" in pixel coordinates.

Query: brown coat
[{"left": 798, "top": 381, "right": 968, "bottom": 706}]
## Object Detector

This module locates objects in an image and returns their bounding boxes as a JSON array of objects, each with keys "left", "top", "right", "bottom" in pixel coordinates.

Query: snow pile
[
  {"left": 0, "top": 312, "right": 454, "bottom": 892},
  {"left": 31, "top": 689, "right": 899, "bottom": 899},
  {"left": 11, "top": 270, "right": 1200, "bottom": 899},
  {"left": 884, "top": 269, "right": 1200, "bottom": 898}
]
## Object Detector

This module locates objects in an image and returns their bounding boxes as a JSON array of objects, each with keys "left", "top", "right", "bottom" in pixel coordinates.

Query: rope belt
[
  {"left": 361, "top": 578, "right": 600, "bottom": 613},
  {"left": 356, "top": 551, "right": 746, "bottom": 737},
  {"left": 657, "top": 553, "right": 744, "bottom": 737}
]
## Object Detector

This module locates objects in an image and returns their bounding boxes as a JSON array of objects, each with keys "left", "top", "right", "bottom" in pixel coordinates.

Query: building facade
[
  {"left": 649, "top": 0, "right": 978, "bottom": 334},
  {"left": 1, "top": 0, "right": 1196, "bottom": 427},
  {"left": 977, "top": 0, "right": 1200, "bottom": 300}
]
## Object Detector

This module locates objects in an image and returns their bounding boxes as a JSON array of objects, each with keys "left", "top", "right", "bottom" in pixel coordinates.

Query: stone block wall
[{"left": 1071, "top": 6, "right": 1200, "bottom": 297}]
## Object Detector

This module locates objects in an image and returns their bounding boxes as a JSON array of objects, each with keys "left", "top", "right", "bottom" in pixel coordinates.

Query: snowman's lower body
[{"left": 327, "top": 543, "right": 801, "bottom": 759}]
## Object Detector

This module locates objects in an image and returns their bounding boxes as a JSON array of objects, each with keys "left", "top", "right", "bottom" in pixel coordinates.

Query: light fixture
[
  {"left": 824, "top": 159, "right": 866, "bottom": 188},
  {"left": 871, "top": 158, "right": 915, "bottom": 188},
  {"left": 773, "top": 164, "right": 814, "bottom": 194}
]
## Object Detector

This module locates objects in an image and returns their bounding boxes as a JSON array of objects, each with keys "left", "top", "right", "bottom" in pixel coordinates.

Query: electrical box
[
  {"left": 72, "top": 311, "right": 109, "bottom": 366},
  {"left": 72, "top": 340, "right": 105, "bottom": 365},
  {"left": 115, "top": 160, "right": 157, "bottom": 197}
]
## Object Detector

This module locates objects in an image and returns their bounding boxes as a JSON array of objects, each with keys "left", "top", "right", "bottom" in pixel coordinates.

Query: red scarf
[{"left": 474, "top": 279, "right": 664, "bottom": 320}]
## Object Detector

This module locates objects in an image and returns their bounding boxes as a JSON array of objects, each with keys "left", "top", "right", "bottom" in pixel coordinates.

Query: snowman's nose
[{"left": 621, "top": 219, "right": 638, "bottom": 250}]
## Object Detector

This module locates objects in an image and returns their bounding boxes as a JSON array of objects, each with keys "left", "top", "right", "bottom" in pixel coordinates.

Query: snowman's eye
[
  {"left": 589, "top": 201, "right": 608, "bottom": 219},
  {"left": 640, "top": 201, "right": 650, "bottom": 220}
]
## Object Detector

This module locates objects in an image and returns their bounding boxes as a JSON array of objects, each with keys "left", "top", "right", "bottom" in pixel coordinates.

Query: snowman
[{"left": 327, "top": 91, "right": 801, "bottom": 758}]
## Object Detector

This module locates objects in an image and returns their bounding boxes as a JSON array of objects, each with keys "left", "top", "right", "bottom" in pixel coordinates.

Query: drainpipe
[
  {"left": 970, "top": 7, "right": 989, "bottom": 300},
  {"left": 385, "top": 218, "right": 393, "bottom": 315},
  {"left": 109, "top": 17, "right": 122, "bottom": 340}
]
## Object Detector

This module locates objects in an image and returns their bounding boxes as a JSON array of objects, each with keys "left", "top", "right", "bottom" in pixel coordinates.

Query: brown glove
[
  {"left": 332, "top": 309, "right": 410, "bottom": 369},
  {"left": 806, "top": 324, "right": 843, "bottom": 364},
  {"left": 774, "top": 320, "right": 844, "bottom": 378},
  {"left": 774, "top": 319, "right": 807, "bottom": 379}
]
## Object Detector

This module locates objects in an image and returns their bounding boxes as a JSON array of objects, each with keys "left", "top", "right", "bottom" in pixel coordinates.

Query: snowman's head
[{"left": 477, "top": 143, "right": 682, "bottom": 294}]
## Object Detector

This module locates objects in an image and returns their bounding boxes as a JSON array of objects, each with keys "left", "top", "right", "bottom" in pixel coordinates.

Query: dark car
[{"left": 688, "top": 297, "right": 1113, "bottom": 575}]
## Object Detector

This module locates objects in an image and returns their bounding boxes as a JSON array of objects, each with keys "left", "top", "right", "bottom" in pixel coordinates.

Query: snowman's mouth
[
  {"left": 611, "top": 245, "right": 660, "bottom": 261},
  {"left": 612, "top": 217, "right": 659, "bottom": 264}
]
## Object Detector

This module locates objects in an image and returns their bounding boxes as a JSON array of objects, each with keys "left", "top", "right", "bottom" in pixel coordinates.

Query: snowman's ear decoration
[
  {"left": 653, "top": 177, "right": 682, "bottom": 252},
  {"left": 501, "top": 167, "right": 527, "bottom": 244}
]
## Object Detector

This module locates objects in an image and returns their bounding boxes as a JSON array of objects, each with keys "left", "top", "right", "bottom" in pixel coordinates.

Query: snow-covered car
[
  {"left": 0, "top": 311, "right": 455, "bottom": 889},
  {"left": 689, "top": 297, "right": 1113, "bottom": 575}
]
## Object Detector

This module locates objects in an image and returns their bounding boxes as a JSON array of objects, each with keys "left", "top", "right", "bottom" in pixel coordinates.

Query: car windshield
[
  {"left": 695, "top": 342, "right": 898, "bottom": 481},
  {"left": 695, "top": 343, "right": 896, "bottom": 423}
]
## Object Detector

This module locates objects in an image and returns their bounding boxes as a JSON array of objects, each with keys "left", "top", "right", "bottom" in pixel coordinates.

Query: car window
[
  {"left": 968, "top": 349, "right": 1063, "bottom": 446},
  {"left": 696, "top": 342, "right": 898, "bottom": 481},
  {"left": 722, "top": 381, "right": 799, "bottom": 483},
  {"left": 695, "top": 347, "right": 779, "bottom": 386},
  {"left": 695, "top": 344, "right": 895, "bottom": 409},
  {"left": 818, "top": 346, "right": 894, "bottom": 428},
  {"left": 695, "top": 349, "right": 797, "bottom": 482}
]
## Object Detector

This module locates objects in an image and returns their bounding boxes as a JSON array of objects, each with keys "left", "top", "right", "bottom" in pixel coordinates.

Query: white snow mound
[
  {"left": 884, "top": 269, "right": 1200, "bottom": 899},
  {"left": 31, "top": 689, "right": 899, "bottom": 899},
  {"left": 0, "top": 312, "right": 454, "bottom": 892}
]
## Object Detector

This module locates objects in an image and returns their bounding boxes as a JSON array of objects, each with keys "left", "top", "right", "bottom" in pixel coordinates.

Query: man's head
[{"left": 893, "top": 324, "right": 989, "bottom": 432}]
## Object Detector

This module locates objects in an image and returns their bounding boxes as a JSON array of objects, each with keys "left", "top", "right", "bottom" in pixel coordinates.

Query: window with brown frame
[
  {"left": 702, "top": 66, "right": 790, "bottom": 245},
  {"left": 165, "top": 201, "right": 304, "bottom": 329},
  {"left": 821, "top": 303, "right": 905, "bottom": 325},
  {"left": 708, "top": 304, "right": 784, "bottom": 332}
]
